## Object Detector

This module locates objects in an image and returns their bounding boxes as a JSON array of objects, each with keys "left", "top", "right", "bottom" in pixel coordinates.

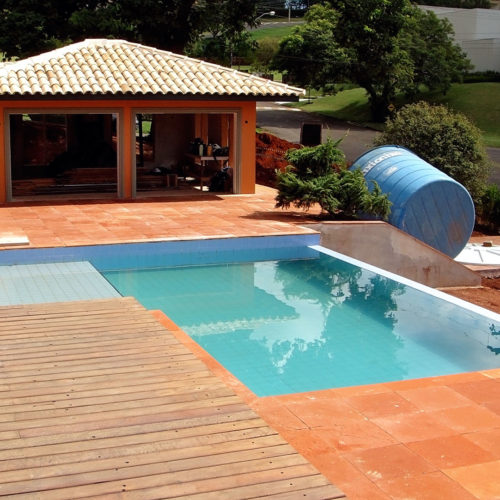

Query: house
[
  {"left": 420, "top": 5, "right": 500, "bottom": 72},
  {"left": 0, "top": 39, "right": 303, "bottom": 202}
]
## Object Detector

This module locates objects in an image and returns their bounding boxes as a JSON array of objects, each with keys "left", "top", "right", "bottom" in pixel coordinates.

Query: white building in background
[{"left": 420, "top": 6, "right": 500, "bottom": 72}]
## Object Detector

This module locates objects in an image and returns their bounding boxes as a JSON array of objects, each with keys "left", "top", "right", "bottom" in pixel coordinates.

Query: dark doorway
[{"left": 10, "top": 113, "right": 118, "bottom": 197}]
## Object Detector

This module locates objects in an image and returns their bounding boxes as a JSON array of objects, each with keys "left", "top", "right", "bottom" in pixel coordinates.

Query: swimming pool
[
  {"left": 101, "top": 242, "right": 500, "bottom": 397},
  {"left": 1, "top": 235, "right": 499, "bottom": 396}
]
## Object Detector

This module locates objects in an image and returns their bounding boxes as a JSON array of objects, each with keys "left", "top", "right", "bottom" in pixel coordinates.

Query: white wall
[
  {"left": 462, "top": 38, "right": 500, "bottom": 71},
  {"left": 420, "top": 6, "right": 500, "bottom": 71}
]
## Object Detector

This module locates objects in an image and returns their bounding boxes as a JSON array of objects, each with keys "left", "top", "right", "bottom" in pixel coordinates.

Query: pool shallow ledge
[{"left": 0, "top": 233, "right": 321, "bottom": 269}]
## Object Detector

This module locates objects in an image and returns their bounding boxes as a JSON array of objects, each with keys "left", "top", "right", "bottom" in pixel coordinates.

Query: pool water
[{"left": 103, "top": 247, "right": 500, "bottom": 397}]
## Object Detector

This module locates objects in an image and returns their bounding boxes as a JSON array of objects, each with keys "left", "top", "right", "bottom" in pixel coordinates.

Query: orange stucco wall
[
  {"left": 0, "top": 105, "right": 6, "bottom": 202},
  {"left": 239, "top": 101, "right": 256, "bottom": 194},
  {"left": 0, "top": 99, "right": 257, "bottom": 203}
]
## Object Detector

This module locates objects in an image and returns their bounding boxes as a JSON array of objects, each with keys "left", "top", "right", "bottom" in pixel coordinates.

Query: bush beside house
[
  {"left": 275, "top": 140, "right": 391, "bottom": 220},
  {"left": 374, "top": 101, "right": 490, "bottom": 205}
]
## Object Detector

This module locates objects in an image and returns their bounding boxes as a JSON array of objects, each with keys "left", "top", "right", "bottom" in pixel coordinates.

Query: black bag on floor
[{"left": 209, "top": 167, "right": 231, "bottom": 192}]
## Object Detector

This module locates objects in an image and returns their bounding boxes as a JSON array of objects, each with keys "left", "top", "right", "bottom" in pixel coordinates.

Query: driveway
[
  {"left": 257, "top": 102, "right": 376, "bottom": 164},
  {"left": 487, "top": 147, "right": 500, "bottom": 185},
  {"left": 257, "top": 102, "right": 500, "bottom": 184}
]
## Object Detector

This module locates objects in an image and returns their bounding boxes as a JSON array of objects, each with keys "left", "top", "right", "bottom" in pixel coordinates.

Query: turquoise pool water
[{"left": 102, "top": 245, "right": 500, "bottom": 397}]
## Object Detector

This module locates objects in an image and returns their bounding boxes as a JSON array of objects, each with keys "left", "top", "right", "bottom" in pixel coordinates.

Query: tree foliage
[
  {"left": 251, "top": 39, "right": 280, "bottom": 73},
  {"left": 185, "top": 0, "right": 258, "bottom": 64},
  {"left": 478, "top": 184, "right": 500, "bottom": 231},
  {"left": 272, "top": 4, "right": 347, "bottom": 88},
  {"left": 0, "top": 0, "right": 258, "bottom": 59},
  {"left": 374, "top": 101, "right": 490, "bottom": 204},
  {"left": 0, "top": 0, "right": 84, "bottom": 58},
  {"left": 273, "top": 1, "right": 471, "bottom": 121},
  {"left": 400, "top": 8, "right": 472, "bottom": 98},
  {"left": 275, "top": 140, "right": 391, "bottom": 219}
]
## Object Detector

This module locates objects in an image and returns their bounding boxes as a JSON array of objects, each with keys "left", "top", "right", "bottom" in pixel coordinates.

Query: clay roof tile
[{"left": 0, "top": 39, "right": 304, "bottom": 99}]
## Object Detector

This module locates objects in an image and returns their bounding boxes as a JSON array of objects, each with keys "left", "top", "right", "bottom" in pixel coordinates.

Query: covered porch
[
  {"left": 3, "top": 101, "right": 253, "bottom": 200},
  {"left": 0, "top": 39, "right": 303, "bottom": 203}
]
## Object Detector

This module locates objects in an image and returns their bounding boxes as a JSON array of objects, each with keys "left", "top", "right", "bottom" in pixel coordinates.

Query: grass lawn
[
  {"left": 249, "top": 24, "right": 296, "bottom": 42},
  {"left": 426, "top": 83, "right": 500, "bottom": 148},
  {"left": 293, "top": 83, "right": 500, "bottom": 147},
  {"left": 292, "top": 88, "right": 377, "bottom": 127}
]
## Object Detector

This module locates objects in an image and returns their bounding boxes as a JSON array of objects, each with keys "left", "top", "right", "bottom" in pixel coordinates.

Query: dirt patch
[
  {"left": 444, "top": 279, "right": 500, "bottom": 314},
  {"left": 256, "top": 132, "right": 301, "bottom": 188},
  {"left": 470, "top": 228, "right": 500, "bottom": 245}
]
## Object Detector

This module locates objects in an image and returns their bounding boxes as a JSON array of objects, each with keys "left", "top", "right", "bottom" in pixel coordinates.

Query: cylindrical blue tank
[{"left": 350, "top": 145, "right": 475, "bottom": 258}]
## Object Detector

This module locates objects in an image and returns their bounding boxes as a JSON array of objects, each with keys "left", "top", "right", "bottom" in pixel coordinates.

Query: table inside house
[{"left": 185, "top": 154, "right": 229, "bottom": 190}]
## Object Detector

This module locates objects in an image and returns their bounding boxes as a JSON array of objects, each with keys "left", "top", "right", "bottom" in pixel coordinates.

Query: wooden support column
[
  {"left": 220, "top": 114, "right": 229, "bottom": 148},
  {"left": 239, "top": 102, "right": 256, "bottom": 194},
  {"left": 194, "top": 113, "right": 208, "bottom": 144},
  {"left": 0, "top": 106, "right": 6, "bottom": 203},
  {"left": 122, "top": 106, "right": 134, "bottom": 198}
]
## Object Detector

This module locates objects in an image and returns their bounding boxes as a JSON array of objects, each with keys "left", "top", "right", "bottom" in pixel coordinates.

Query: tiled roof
[{"left": 0, "top": 39, "right": 304, "bottom": 99}]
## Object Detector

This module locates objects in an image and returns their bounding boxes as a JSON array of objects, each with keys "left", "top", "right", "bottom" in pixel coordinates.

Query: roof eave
[{"left": 0, "top": 92, "right": 301, "bottom": 102}]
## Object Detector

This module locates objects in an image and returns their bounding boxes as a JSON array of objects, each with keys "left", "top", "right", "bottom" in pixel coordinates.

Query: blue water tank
[{"left": 350, "top": 145, "right": 475, "bottom": 258}]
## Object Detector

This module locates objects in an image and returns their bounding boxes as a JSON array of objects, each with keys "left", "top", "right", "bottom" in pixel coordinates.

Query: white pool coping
[{"left": 313, "top": 245, "right": 500, "bottom": 323}]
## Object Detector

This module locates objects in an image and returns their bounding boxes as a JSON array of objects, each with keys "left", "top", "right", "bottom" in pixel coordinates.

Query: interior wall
[
  {"left": 151, "top": 114, "right": 194, "bottom": 169},
  {"left": 208, "top": 115, "right": 222, "bottom": 146}
]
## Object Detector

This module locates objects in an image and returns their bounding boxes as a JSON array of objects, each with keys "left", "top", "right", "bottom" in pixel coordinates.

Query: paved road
[
  {"left": 251, "top": 20, "right": 304, "bottom": 30},
  {"left": 257, "top": 102, "right": 500, "bottom": 184},
  {"left": 257, "top": 102, "right": 377, "bottom": 164},
  {"left": 487, "top": 147, "right": 500, "bottom": 185}
]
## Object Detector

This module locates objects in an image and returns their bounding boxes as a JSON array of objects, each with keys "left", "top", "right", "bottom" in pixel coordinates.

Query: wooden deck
[{"left": 0, "top": 297, "right": 346, "bottom": 499}]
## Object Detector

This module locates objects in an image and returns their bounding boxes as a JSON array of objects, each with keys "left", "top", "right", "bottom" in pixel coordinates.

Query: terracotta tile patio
[
  {"left": 1, "top": 189, "right": 500, "bottom": 499},
  {"left": 0, "top": 186, "right": 320, "bottom": 249}
]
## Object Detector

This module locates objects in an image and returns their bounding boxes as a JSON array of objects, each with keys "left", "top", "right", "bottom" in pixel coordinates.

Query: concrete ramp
[{"left": 305, "top": 221, "right": 480, "bottom": 288}]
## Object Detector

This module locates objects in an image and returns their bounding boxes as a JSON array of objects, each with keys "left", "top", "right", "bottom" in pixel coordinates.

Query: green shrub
[
  {"left": 464, "top": 71, "right": 500, "bottom": 83},
  {"left": 275, "top": 140, "right": 391, "bottom": 219},
  {"left": 374, "top": 101, "right": 490, "bottom": 204},
  {"left": 251, "top": 39, "right": 279, "bottom": 73},
  {"left": 478, "top": 184, "right": 500, "bottom": 231}
]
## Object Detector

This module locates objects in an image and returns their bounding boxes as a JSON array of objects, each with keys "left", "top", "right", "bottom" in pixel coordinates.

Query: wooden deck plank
[
  {"left": 172, "top": 479, "right": 347, "bottom": 500},
  {"left": 0, "top": 416, "right": 269, "bottom": 456},
  {"left": 0, "top": 378, "right": 227, "bottom": 410},
  {"left": 1, "top": 463, "right": 321, "bottom": 499},
  {"left": 0, "top": 337, "right": 181, "bottom": 360},
  {"left": 0, "top": 298, "right": 346, "bottom": 499},
  {"left": 0, "top": 445, "right": 298, "bottom": 492},
  {"left": 0, "top": 372, "right": 216, "bottom": 401}
]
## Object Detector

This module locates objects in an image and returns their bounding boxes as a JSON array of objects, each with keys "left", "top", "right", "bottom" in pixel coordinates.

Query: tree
[
  {"left": 401, "top": 9, "right": 472, "bottom": 98},
  {"left": 275, "top": 140, "right": 391, "bottom": 219},
  {"left": 374, "top": 101, "right": 490, "bottom": 204},
  {"left": 329, "top": 0, "right": 416, "bottom": 121},
  {"left": 272, "top": 4, "right": 347, "bottom": 88},
  {"left": 251, "top": 39, "right": 280, "bottom": 74},
  {"left": 186, "top": 0, "right": 258, "bottom": 65},
  {"left": 69, "top": 0, "right": 201, "bottom": 54},
  {"left": 273, "top": 1, "right": 471, "bottom": 121},
  {"left": 0, "top": 0, "right": 87, "bottom": 59},
  {"left": 188, "top": 31, "right": 256, "bottom": 66},
  {"left": 0, "top": 0, "right": 258, "bottom": 60}
]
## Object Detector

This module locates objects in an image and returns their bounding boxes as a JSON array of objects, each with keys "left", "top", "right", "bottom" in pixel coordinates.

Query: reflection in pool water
[{"left": 104, "top": 251, "right": 500, "bottom": 396}]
